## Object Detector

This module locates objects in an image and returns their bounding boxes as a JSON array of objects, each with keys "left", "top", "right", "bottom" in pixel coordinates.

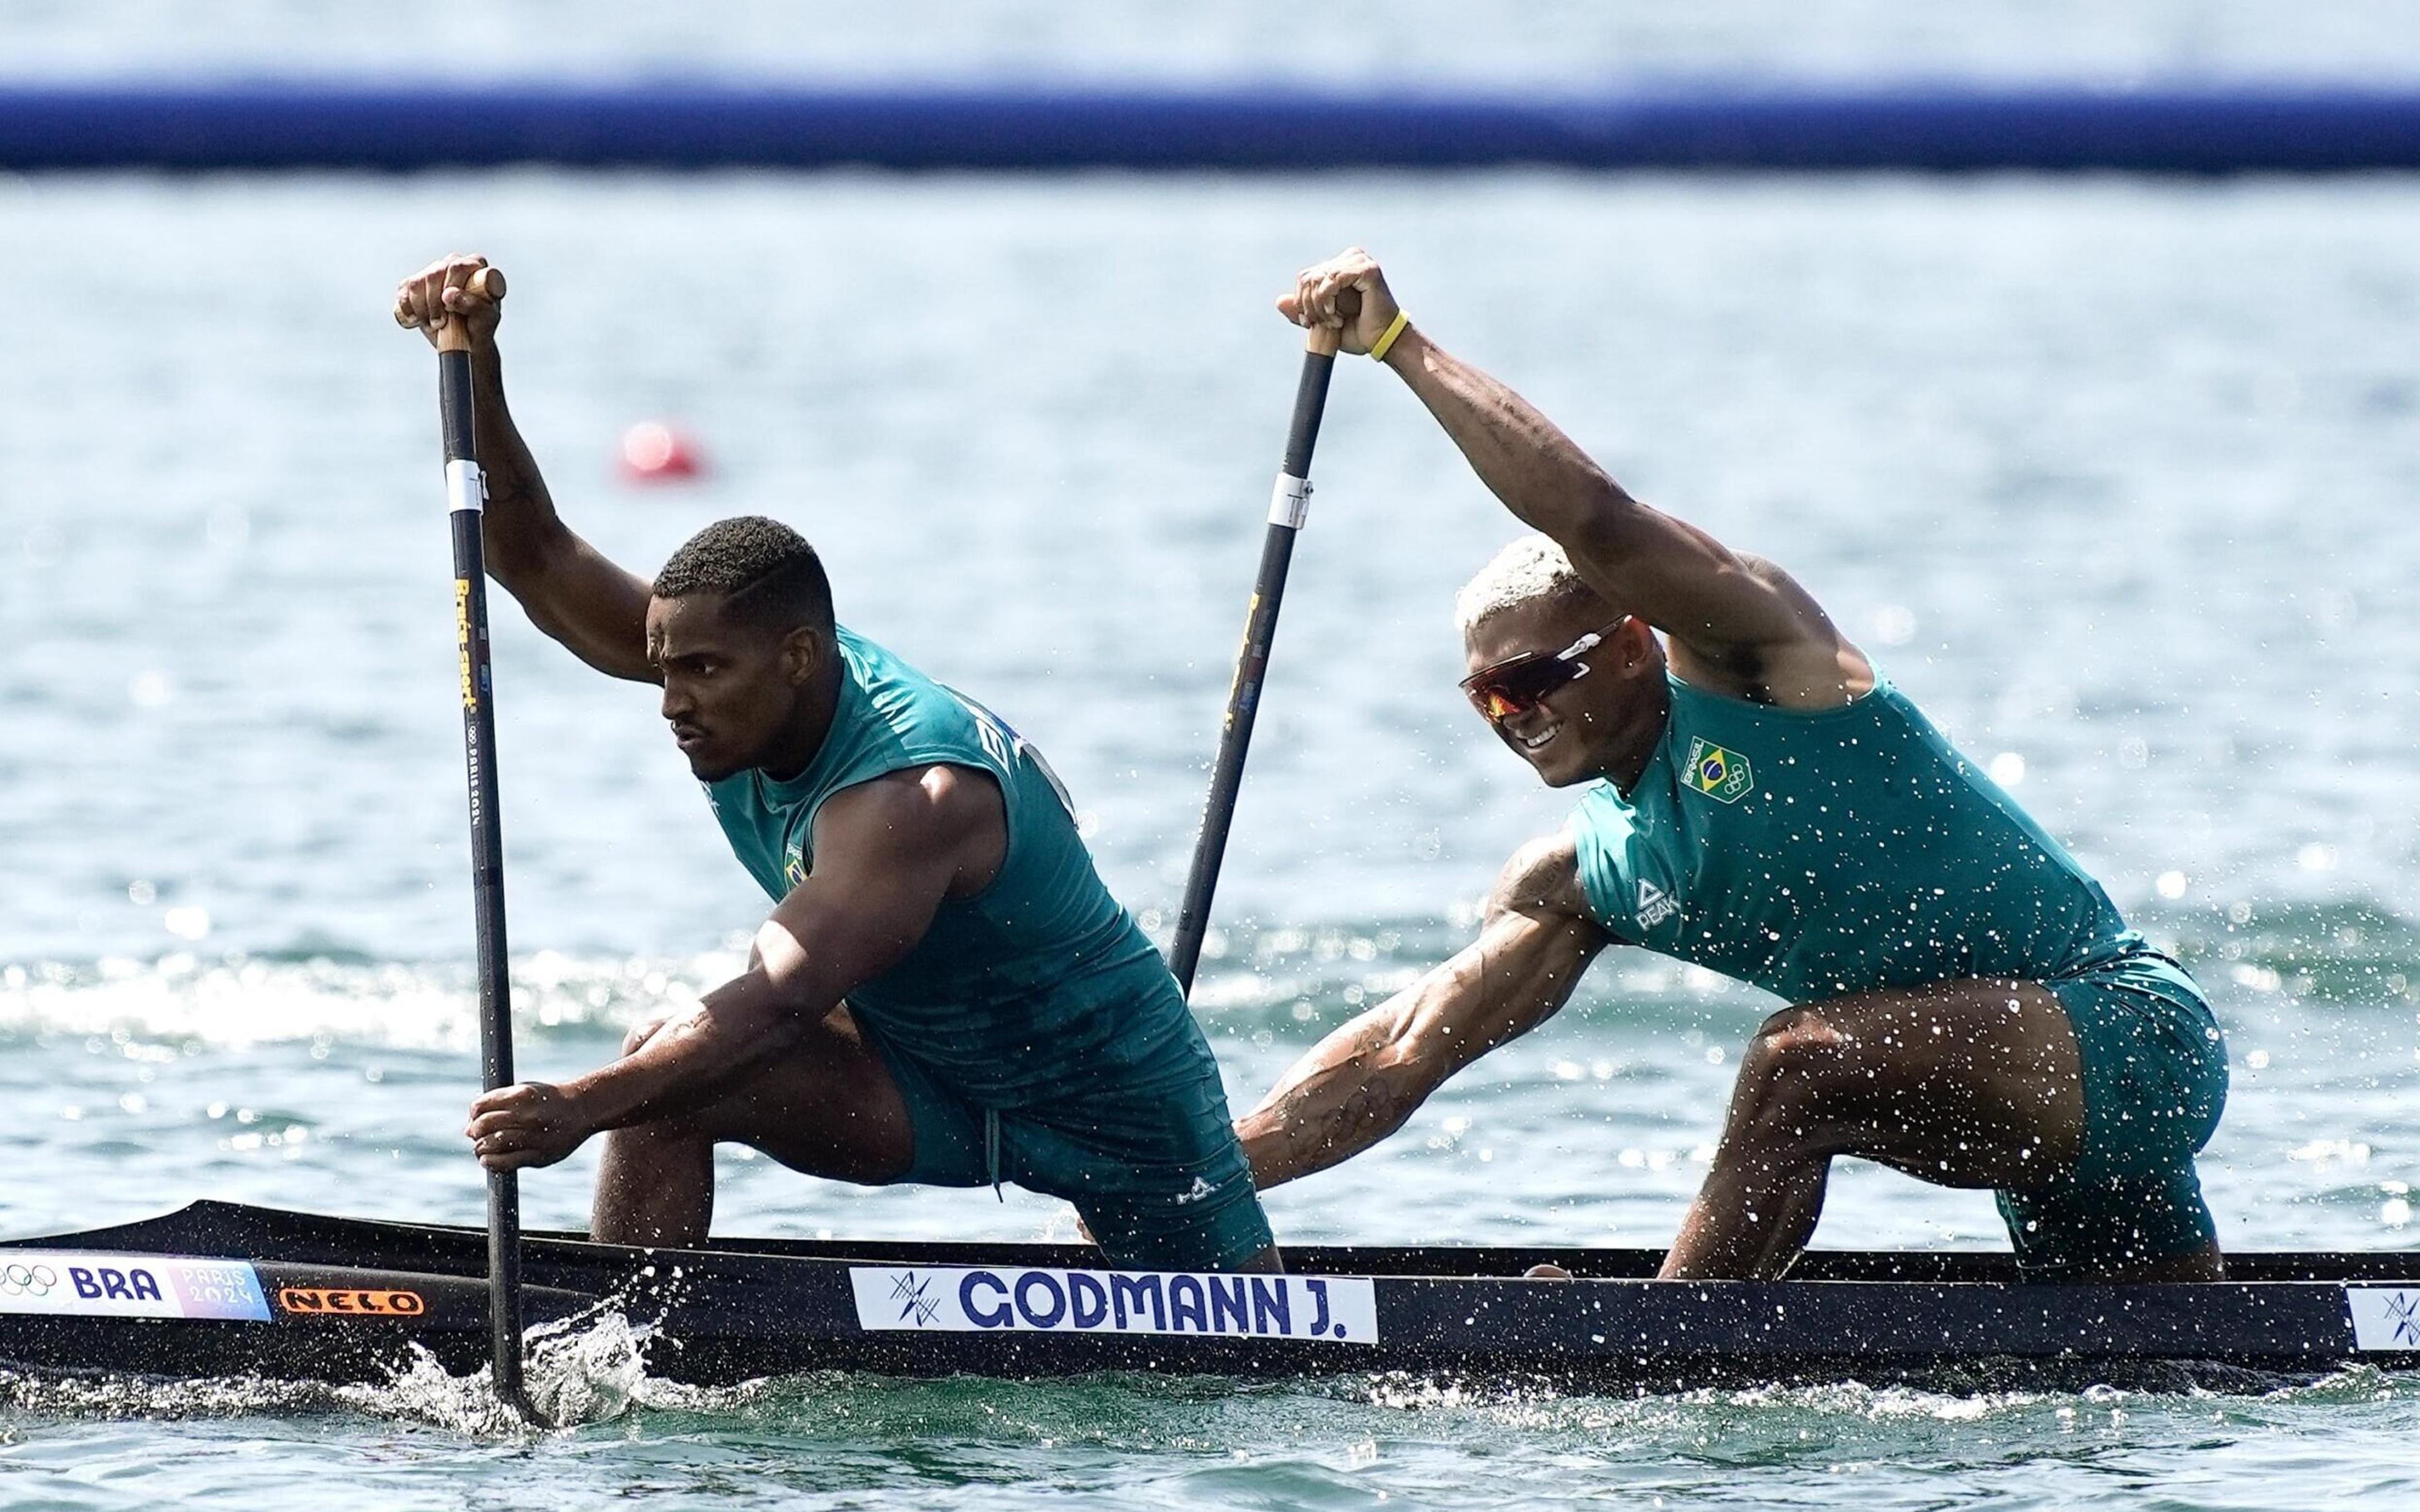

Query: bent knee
[
  {"left": 1729, "top": 1009, "right": 1855, "bottom": 1120},
  {"left": 1739, "top": 1009, "right": 1850, "bottom": 1082}
]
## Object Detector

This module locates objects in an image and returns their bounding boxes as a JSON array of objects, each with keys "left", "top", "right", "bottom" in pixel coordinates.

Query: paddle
[
  {"left": 1168, "top": 304, "right": 1353, "bottom": 995},
  {"left": 424, "top": 266, "right": 539, "bottom": 1422}
]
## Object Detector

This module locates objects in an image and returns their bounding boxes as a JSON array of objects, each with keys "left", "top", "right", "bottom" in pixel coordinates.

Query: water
[
  {"left": 7, "top": 1368, "right": 2419, "bottom": 1508},
  {"left": 6, "top": 9, "right": 2420, "bottom": 1510}
]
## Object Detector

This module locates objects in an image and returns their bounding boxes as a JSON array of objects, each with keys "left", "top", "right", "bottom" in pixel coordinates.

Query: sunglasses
[{"left": 1460, "top": 617, "right": 1633, "bottom": 723}]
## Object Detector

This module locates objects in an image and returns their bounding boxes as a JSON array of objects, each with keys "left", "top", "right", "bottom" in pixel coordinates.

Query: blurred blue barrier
[{"left": 4, "top": 79, "right": 2419, "bottom": 173}]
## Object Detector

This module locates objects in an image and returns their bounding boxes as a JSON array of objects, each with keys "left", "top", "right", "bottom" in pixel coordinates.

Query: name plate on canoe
[
  {"left": 2346, "top": 1287, "right": 2420, "bottom": 1350},
  {"left": 850, "top": 1264, "right": 1379, "bottom": 1344},
  {"left": 0, "top": 1251, "right": 271, "bottom": 1322}
]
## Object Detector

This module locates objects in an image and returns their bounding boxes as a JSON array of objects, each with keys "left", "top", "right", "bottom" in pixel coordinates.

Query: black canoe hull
[{"left": 4, "top": 1201, "right": 2416, "bottom": 1390}]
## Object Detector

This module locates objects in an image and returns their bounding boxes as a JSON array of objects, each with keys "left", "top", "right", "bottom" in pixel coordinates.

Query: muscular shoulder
[
  {"left": 810, "top": 764, "right": 1007, "bottom": 895},
  {"left": 1673, "top": 554, "right": 1874, "bottom": 710},
  {"left": 1485, "top": 831, "right": 1594, "bottom": 927}
]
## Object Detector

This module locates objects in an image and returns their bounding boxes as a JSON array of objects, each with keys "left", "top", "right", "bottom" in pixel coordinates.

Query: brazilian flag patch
[{"left": 1682, "top": 737, "right": 1754, "bottom": 804}]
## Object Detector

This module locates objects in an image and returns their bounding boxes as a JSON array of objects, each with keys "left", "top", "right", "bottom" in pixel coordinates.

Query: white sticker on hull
[
  {"left": 850, "top": 1265, "right": 1378, "bottom": 1344},
  {"left": 2346, "top": 1287, "right": 2420, "bottom": 1350},
  {"left": 0, "top": 1252, "right": 271, "bottom": 1322}
]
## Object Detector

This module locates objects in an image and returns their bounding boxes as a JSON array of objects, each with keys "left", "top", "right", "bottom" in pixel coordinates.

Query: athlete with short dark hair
[
  {"left": 650, "top": 516, "right": 838, "bottom": 634},
  {"left": 395, "top": 255, "right": 1277, "bottom": 1273},
  {"left": 1237, "top": 248, "right": 2228, "bottom": 1283}
]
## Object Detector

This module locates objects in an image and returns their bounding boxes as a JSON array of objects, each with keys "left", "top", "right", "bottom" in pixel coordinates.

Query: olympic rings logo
[{"left": 1, "top": 1263, "right": 59, "bottom": 1297}]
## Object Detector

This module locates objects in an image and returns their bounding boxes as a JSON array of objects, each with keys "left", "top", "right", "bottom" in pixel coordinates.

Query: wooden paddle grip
[
  {"left": 426, "top": 266, "right": 507, "bottom": 353},
  {"left": 1302, "top": 287, "right": 1361, "bottom": 357}
]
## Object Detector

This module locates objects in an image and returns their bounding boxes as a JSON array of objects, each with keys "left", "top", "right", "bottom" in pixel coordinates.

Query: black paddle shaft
[
  {"left": 1168, "top": 340, "right": 1339, "bottom": 995},
  {"left": 435, "top": 331, "right": 534, "bottom": 1419}
]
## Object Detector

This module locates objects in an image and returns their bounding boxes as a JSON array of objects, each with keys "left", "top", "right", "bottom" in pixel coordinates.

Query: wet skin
[
  {"left": 1243, "top": 246, "right": 2221, "bottom": 1281},
  {"left": 646, "top": 592, "right": 841, "bottom": 784},
  {"left": 1460, "top": 593, "right": 1671, "bottom": 793}
]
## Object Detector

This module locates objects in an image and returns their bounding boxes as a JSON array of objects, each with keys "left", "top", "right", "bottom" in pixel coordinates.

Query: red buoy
[{"left": 619, "top": 421, "right": 704, "bottom": 482}]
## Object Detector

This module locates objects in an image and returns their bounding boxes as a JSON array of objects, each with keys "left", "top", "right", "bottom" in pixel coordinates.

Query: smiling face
[
  {"left": 1462, "top": 592, "right": 1668, "bottom": 789},
  {"left": 647, "top": 592, "right": 832, "bottom": 782}
]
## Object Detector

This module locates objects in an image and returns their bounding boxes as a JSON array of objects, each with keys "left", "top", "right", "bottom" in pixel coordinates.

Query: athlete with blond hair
[{"left": 1236, "top": 248, "right": 2228, "bottom": 1283}]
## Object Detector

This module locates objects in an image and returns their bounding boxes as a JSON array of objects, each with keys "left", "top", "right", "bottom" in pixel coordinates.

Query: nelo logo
[{"left": 279, "top": 1287, "right": 426, "bottom": 1317}]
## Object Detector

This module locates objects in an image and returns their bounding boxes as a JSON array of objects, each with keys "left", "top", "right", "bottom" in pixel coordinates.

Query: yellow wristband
[{"left": 1368, "top": 308, "right": 1410, "bottom": 362}]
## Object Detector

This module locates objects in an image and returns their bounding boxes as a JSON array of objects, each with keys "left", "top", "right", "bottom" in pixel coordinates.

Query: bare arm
[
  {"left": 466, "top": 765, "right": 1006, "bottom": 1166},
  {"left": 395, "top": 255, "right": 657, "bottom": 684},
  {"left": 1281, "top": 249, "right": 1871, "bottom": 710},
  {"left": 1236, "top": 833, "right": 1609, "bottom": 1189}
]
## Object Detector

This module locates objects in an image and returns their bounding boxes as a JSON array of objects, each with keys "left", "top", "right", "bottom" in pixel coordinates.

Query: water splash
[
  {"left": 0, "top": 1313, "right": 761, "bottom": 1440},
  {"left": 331, "top": 1313, "right": 742, "bottom": 1436}
]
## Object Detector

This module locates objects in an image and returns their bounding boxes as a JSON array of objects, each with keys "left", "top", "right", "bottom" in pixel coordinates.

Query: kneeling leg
[
  {"left": 591, "top": 1003, "right": 916, "bottom": 1247},
  {"left": 1662, "top": 979, "right": 2087, "bottom": 1280}
]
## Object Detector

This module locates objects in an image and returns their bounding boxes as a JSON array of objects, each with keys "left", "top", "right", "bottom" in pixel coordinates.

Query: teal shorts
[
  {"left": 1995, "top": 949, "right": 2229, "bottom": 1280},
  {"left": 862, "top": 1026, "right": 1274, "bottom": 1273}
]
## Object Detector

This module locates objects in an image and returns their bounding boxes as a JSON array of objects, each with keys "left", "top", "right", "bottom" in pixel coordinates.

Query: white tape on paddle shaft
[
  {"left": 446, "top": 459, "right": 488, "bottom": 514},
  {"left": 1269, "top": 474, "right": 1312, "bottom": 530}
]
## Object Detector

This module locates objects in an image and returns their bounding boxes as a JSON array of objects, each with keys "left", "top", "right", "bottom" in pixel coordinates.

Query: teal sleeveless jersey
[
  {"left": 1569, "top": 672, "right": 2140, "bottom": 1002},
  {"left": 703, "top": 627, "right": 1204, "bottom": 1108}
]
